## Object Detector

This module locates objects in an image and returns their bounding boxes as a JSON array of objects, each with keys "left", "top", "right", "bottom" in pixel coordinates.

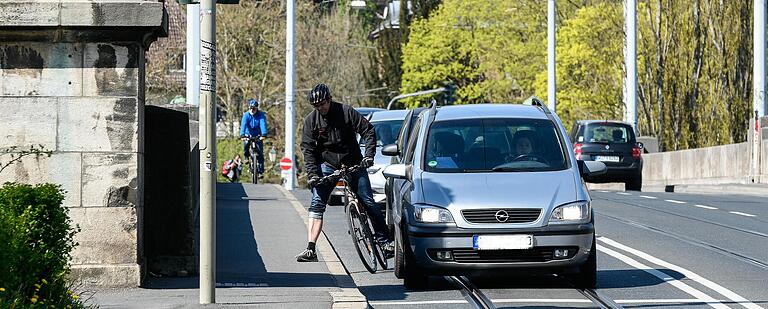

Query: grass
[{"left": 216, "top": 137, "right": 284, "bottom": 184}]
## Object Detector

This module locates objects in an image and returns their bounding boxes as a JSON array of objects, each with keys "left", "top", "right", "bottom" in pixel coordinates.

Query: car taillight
[
  {"left": 632, "top": 146, "right": 641, "bottom": 159},
  {"left": 574, "top": 143, "right": 583, "bottom": 160}
]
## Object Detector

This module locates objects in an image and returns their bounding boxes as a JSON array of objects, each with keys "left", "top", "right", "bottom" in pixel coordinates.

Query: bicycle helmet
[
  {"left": 308, "top": 83, "right": 332, "bottom": 105},
  {"left": 248, "top": 98, "right": 259, "bottom": 108}
]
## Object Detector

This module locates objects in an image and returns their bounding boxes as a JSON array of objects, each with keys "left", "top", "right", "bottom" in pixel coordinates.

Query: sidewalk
[{"left": 87, "top": 183, "right": 366, "bottom": 308}]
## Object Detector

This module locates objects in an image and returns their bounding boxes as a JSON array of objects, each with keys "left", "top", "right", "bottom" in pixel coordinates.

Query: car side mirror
[
  {"left": 381, "top": 144, "right": 400, "bottom": 157},
  {"left": 383, "top": 164, "right": 408, "bottom": 179},
  {"left": 578, "top": 160, "right": 607, "bottom": 177}
]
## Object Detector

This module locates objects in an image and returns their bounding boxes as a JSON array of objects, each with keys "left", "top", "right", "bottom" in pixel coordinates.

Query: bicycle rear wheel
[{"left": 347, "top": 202, "right": 377, "bottom": 273}]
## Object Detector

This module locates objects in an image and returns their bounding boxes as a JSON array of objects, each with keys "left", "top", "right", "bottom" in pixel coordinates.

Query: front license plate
[
  {"left": 473, "top": 235, "right": 533, "bottom": 250},
  {"left": 595, "top": 155, "right": 620, "bottom": 162}
]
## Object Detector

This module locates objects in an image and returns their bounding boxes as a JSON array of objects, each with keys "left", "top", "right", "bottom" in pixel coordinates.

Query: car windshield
[
  {"left": 360, "top": 120, "right": 403, "bottom": 146},
  {"left": 581, "top": 123, "right": 635, "bottom": 144},
  {"left": 423, "top": 118, "right": 567, "bottom": 173}
]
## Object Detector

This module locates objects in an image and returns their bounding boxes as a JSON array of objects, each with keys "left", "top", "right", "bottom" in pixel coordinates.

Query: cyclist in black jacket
[{"left": 296, "top": 83, "right": 393, "bottom": 262}]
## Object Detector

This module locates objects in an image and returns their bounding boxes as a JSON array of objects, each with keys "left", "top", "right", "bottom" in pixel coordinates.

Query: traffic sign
[{"left": 280, "top": 157, "right": 292, "bottom": 170}]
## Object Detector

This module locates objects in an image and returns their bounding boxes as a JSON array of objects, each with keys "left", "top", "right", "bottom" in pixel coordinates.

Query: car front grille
[
  {"left": 461, "top": 208, "right": 541, "bottom": 223},
  {"left": 444, "top": 247, "right": 577, "bottom": 263}
]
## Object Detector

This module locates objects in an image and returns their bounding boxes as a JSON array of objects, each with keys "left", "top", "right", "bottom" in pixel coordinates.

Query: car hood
[{"left": 418, "top": 170, "right": 579, "bottom": 227}]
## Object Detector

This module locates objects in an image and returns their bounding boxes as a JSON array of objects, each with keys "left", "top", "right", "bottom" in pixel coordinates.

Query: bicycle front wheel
[
  {"left": 251, "top": 163, "right": 258, "bottom": 184},
  {"left": 347, "top": 203, "right": 378, "bottom": 273}
]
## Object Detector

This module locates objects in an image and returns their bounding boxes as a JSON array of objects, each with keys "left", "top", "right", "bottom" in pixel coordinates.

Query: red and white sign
[{"left": 280, "top": 157, "right": 293, "bottom": 170}]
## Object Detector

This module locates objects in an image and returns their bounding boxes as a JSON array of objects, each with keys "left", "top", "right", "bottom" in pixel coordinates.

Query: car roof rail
[{"left": 522, "top": 96, "right": 551, "bottom": 115}]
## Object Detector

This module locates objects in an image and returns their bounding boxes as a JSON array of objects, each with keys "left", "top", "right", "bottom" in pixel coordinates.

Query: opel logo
[
  {"left": 495, "top": 210, "right": 510, "bottom": 223},
  {"left": 605, "top": 145, "right": 610, "bottom": 150}
]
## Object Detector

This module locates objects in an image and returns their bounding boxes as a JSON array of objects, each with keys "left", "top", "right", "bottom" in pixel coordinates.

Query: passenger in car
[{"left": 426, "top": 132, "right": 464, "bottom": 169}]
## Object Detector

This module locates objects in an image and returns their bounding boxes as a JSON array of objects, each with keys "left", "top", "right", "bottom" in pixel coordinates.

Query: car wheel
[
  {"left": 394, "top": 223, "right": 406, "bottom": 279},
  {"left": 396, "top": 222, "right": 428, "bottom": 290},
  {"left": 570, "top": 236, "right": 597, "bottom": 289},
  {"left": 625, "top": 174, "right": 642, "bottom": 191}
]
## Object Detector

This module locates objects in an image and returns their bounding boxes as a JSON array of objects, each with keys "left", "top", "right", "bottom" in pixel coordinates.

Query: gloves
[
  {"left": 307, "top": 175, "right": 320, "bottom": 188},
  {"left": 361, "top": 157, "right": 374, "bottom": 168}
]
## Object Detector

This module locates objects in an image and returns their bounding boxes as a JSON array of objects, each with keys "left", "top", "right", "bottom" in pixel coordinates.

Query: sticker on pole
[{"left": 280, "top": 157, "right": 293, "bottom": 171}]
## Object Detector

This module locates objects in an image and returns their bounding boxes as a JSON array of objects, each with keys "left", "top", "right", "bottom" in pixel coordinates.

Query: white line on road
[
  {"left": 616, "top": 192, "right": 632, "bottom": 195},
  {"left": 693, "top": 204, "right": 718, "bottom": 210},
  {"left": 729, "top": 211, "right": 757, "bottom": 218},
  {"left": 639, "top": 195, "right": 658, "bottom": 199},
  {"left": 599, "top": 237, "right": 762, "bottom": 309},
  {"left": 369, "top": 299, "right": 732, "bottom": 305},
  {"left": 596, "top": 244, "right": 729, "bottom": 309},
  {"left": 665, "top": 199, "right": 686, "bottom": 204}
]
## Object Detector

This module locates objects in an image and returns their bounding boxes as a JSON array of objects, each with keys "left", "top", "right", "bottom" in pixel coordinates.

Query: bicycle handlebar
[{"left": 314, "top": 164, "right": 364, "bottom": 187}]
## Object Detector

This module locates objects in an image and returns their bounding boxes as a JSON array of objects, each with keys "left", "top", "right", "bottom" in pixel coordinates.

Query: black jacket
[{"left": 301, "top": 102, "right": 376, "bottom": 176}]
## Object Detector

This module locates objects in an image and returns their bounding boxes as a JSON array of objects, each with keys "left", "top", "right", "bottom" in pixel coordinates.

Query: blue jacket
[{"left": 240, "top": 111, "right": 268, "bottom": 137}]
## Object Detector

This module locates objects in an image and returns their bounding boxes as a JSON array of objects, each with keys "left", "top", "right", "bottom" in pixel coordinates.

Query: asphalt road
[{"left": 295, "top": 188, "right": 767, "bottom": 308}]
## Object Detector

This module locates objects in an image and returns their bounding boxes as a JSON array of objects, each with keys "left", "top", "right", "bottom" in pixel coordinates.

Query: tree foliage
[{"left": 400, "top": 0, "right": 754, "bottom": 151}]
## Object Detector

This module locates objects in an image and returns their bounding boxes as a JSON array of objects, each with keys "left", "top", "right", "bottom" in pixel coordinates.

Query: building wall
[{"left": 0, "top": 0, "right": 166, "bottom": 287}]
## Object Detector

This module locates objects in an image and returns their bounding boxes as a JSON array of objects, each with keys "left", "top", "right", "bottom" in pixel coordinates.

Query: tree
[{"left": 400, "top": 0, "right": 547, "bottom": 107}]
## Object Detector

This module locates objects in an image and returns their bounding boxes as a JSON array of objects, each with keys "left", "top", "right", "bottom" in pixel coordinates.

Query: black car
[{"left": 570, "top": 120, "right": 643, "bottom": 191}]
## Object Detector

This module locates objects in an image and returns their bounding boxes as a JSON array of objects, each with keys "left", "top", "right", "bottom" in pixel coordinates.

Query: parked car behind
[
  {"left": 569, "top": 120, "right": 643, "bottom": 191},
  {"left": 328, "top": 106, "right": 387, "bottom": 205},
  {"left": 382, "top": 103, "right": 606, "bottom": 289},
  {"left": 359, "top": 110, "right": 410, "bottom": 205}
]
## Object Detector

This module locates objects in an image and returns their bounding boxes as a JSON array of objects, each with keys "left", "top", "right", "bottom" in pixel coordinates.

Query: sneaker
[
  {"left": 295, "top": 249, "right": 318, "bottom": 262},
  {"left": 382, "top": 241, "right": 395, "bottom": 259}
]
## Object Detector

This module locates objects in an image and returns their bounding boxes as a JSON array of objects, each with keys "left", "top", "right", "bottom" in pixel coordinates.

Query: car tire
[
  {"left": 394, "top": 223, "right": 406, "bottom": 279},
  {"left": 625, "top": 173, "right": 642, "bottom": 191},
  {"left": 570, "top": 236, "right": 597, "bottom": 289},
  {"left": 395, "top": 222, "right": 428, "bottom": 289}
]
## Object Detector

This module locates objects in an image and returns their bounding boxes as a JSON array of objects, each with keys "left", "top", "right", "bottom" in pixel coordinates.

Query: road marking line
[
  {"left": 665, "top": 199, "right": 686, "bottom": 204},
  {"left": 596, "top": 244, "right": 729, "bottom": 309},
  {"left": 729, "top": 211, "right": 756, "bottom": 218},
  {"left": 369, "top": 299, "right": 733, "bottom": 305},
  {"left": 693, "top": 204, "right": 718, "bottom": 210},
  {"left": 639, "top": 195, "right": 658, "bottom": 199},
  {"left": 599, "top": 237, "right": 762, "bottom": 309},
  {"left": 617, "top": 192, "right": 632, "bottom": 196},
  {"left": 597, "top": 190, "right": 609, "bottom": 193}
]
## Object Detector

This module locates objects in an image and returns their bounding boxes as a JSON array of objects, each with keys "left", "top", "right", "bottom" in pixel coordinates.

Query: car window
[
  {"left": 423, "top": 118, "right": 567, "bottom": 173},
  {"left": 360, "top": 120, "right": 403, "bottom": 146},
  {"left": 404, "top": 116, "right": 423, "bottom": 165},
  {"left": 581, "top": 123, "right": 635, "bottom": 144},
  {"left": 396, "top": 111, "right": 414, "bottom": 161}
]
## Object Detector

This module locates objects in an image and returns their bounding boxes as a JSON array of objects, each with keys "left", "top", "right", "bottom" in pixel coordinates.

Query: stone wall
[{"left": 0, "top": 0, "right": 166, "bottom": 287}]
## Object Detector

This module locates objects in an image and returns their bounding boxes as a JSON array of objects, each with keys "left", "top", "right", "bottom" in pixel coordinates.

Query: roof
[
  {"left": 369, "top": 109, "right": 409, "bottom": 122},
  {"left": 576, "top": 120, "right": 632, "bottom": 126},
  {"left": 433, "top": 104, "right": 548, "bottom": 121}
]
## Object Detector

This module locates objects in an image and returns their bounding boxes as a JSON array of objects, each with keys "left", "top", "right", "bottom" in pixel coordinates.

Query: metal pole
[
  {"left": 753, "top": 0, "right": 766, "bottom": 181},
  {"left": 186, "top": 3, "right": 201, "bottom": 107},
  {"left": 284, "top": 0, "right": 296, "bottom": 190},
  {"left": 756, "top": 0, "right": 767, "bottom": 118},
  {"left": 547, "top": 0, "right": 556, "bottom": 111},
  {"left": 199, "top": 0, "right": 216, "bottom": 303},
  {"left": 625, "top": 0, "right": 638, "bottom": 133}
]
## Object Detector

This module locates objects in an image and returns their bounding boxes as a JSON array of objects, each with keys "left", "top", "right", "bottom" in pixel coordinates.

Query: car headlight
[
  {"left": 414, "top": 204, "right": 455, "bottom": 223},
  {"left": 549, "top": 201, "right": 590, "bottom": 223}
]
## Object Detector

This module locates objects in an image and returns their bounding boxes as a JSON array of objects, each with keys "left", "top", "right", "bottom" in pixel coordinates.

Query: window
[
  {"left": 582, "top": 123, "right": 635, "bottom": 144},
  {"left": 404, "top": 116, "right": 423, "bottom": 165},
  {"left": 423, "top": 118, "right": 567, "bottom": 173},
  {"left": 360, "top": 120, "right": 404, "bottom": 146}
]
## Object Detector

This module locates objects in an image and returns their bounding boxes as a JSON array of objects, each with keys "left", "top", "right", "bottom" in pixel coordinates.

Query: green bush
[{"left": 0, "top": 183, "right": 86, "bottom": 308}]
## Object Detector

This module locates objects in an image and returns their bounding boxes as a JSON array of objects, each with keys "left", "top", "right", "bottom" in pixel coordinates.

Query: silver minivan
[{"left": 382, "top": 102, "right": 606, "bottom": 289}]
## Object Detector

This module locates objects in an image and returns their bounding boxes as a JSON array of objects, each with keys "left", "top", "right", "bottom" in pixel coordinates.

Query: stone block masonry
[{"left": 0, "top": 0, "right": 166, "bottom": 288}]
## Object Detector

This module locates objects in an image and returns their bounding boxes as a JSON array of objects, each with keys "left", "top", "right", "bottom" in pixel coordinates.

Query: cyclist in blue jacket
[{"left": 240, "top": 98, "right": 268, "bottom": 175}]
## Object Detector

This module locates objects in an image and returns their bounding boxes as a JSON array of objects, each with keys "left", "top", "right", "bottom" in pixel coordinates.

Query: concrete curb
[{"left": 276, "top": 185, "right": 369, "bottom": 309}]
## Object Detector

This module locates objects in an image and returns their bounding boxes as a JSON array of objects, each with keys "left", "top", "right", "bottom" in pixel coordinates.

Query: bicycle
[
  {"left": 242, "top": 135, "right": 264, "bottom": 184},
  {"left": 316, "top": 164, "right": 389, "bottom": 273}
]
